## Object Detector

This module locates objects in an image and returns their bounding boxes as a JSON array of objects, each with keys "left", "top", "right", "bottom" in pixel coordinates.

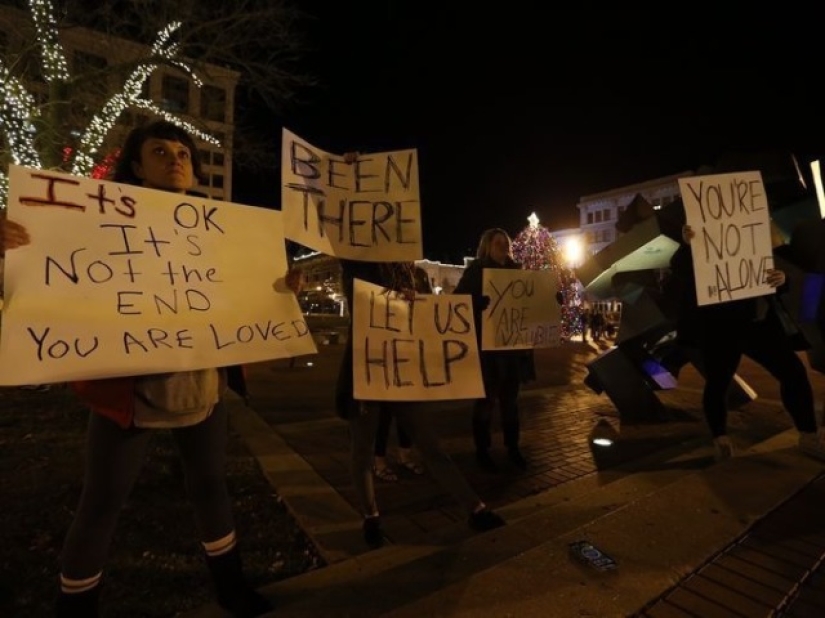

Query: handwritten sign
[
  {"left": 482, "top": 269, "right": 561, "bottom": 350},
  {"left": 281, "top": 128, "right": 422, "bottom": 262},
  {"left": 679, "top": 171, "right": 774, "bottom": 306},
  {"left": 352, "top": 278, "right": 484, "bottom": 400},
  {"left": 0, "top": 165, "right": 317, "bottom": 385}
]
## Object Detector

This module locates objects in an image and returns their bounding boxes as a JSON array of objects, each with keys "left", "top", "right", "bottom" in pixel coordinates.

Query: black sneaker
[
  {"left": 475, "top": 450, "right": 498, "bottom": 473},
  {"left": 507, "top": 448, "right": 528, "bottom": 471},
  {"left": 469, "top": 508, "right": 506, "bottom": 532},
  {"left": 362, "top": 516, "right": 384, "bottom": 549}
]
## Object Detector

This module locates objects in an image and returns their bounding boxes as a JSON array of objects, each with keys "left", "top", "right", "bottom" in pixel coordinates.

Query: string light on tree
[
  {"left": 511, "top": 211, "right": 583, "bottom": 338},
  {"left": 1, "top": 1, "right": 221, "bottom": 208}
]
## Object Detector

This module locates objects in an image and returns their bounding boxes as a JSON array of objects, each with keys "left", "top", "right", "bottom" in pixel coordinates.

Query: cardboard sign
[
  {"left": 0, "top": 165, "right": 317, "bottom": 385},
  {"left": 482, "top": 269, "right": 561, "bottom": 350},
  {"left": 352, "top": 278, "right": 484, "bottom": 400},
  {"left": 679, "top": 171, "right": 774, "bottom": 306},
  {"left": 281, "top": 128, "right": 422, "bottom": 262}
]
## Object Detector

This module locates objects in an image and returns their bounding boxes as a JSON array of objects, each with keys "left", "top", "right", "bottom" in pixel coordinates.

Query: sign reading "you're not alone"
[
  {"left": 0, "top": 165, "right": 316, "bottom": 385},
  {"left": 679, "top": 171, "right": 775, "bottom": 306}
]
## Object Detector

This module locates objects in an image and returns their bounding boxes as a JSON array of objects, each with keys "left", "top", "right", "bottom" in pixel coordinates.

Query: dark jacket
[
  {"left": 667, "top": 243, "right": 804, "bottom": 349},
  {"left": 454, "top": 256, "right": 535, "bottom": 381}
]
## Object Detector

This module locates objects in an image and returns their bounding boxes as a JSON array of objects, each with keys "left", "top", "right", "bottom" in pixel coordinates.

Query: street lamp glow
[{"left": 563, "top": 236, "right": 583, "bottom": 269}]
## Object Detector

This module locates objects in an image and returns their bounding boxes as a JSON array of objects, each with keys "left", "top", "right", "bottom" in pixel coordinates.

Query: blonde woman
[{"left": 455, "top": 228, "right": 528, "bottom": 472}]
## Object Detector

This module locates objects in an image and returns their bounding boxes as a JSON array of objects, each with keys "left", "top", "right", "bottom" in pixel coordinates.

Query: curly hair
[{"left": 112, "top": 120, "right": 206, "bottom": 186}]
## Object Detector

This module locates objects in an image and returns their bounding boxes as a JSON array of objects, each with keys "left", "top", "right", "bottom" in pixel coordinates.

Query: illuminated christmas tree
[{"left": 511, "top": 212, "right": 583, "bottom": 338}]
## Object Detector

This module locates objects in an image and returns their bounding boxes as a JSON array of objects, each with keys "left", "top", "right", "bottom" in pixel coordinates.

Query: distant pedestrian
[{"left": 454, "top": 228, "right": 530, "bottom": 472}]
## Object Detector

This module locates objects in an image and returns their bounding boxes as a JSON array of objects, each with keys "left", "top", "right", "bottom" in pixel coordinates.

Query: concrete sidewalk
[{"left": 184, "top": 339, "right": 825, "bottom": 617}]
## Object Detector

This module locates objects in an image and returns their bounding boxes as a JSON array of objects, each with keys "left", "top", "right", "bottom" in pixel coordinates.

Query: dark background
[{"left": 233, "top": 2, "right": 824, "bottom": 262}]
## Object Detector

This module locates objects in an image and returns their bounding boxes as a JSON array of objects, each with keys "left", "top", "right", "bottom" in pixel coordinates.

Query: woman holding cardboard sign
[
  {"left": 455, "top": 227, "right": 530, "bottom": 473},
  {"left": 2, "top": 121, "right": 288, "bottom": 617}
]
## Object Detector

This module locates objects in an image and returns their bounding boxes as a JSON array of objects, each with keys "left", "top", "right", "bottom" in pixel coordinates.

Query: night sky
[{"left": 234, "top": 3, "right": 824, "bottom": 263}]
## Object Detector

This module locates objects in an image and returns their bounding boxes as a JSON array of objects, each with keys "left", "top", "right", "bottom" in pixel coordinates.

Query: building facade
[
  {"left": 415, "top": 258, "right": 468, "bottom": 294},
  {"left": 576, "top": 171, "right": 694, "bottom": 255},
  {"left": 0, "top": 6, "right": 238, "bottom": 202}
]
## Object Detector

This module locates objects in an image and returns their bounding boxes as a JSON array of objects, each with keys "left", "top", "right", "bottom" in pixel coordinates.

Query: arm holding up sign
[
  {"left": 668, "top": 217, "right": 824, "bottom": 462},
  {"left": 0, "top": 214, "right": 30, "bottom": 256}
]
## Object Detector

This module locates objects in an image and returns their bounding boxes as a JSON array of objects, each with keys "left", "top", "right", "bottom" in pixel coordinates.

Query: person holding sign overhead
[
  {"left": 669, "top": 221, "right": 825, "bottom": 462},
  {"left": 455, "top": 228, "right": 529, "bottom": 472},
  {"left": 2, "top": 121, "right": 291, "bottom": 617}
]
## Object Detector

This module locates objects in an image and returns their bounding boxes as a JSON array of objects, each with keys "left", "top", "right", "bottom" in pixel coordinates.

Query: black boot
[
  {"left": 205, "top": 547, "right": 272, "bottom": 618},
  {"left": 56, "top": 584, "right": 100, "bottom": 617}
]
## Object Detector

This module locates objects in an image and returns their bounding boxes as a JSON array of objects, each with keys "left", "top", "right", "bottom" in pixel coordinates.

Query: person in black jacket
[
  {"left": 669, "top": 223, "right": 825, "bottom": 461},
  {"left": 454, "top": 228, "right": 529, "bottom": 472}
]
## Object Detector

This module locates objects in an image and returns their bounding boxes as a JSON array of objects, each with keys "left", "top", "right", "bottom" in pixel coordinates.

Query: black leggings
[
  {"left": 700, "top": 320, "right": 816, "bottom": 437},
  {"left": 374, "top": 405, "right": 412, "bottom": 457},
  {"left": 473, "top": 353, "right": 522, "bottom": 451},
  {"left": 60, "top": 403, "right": 234, "bottom": 580}
]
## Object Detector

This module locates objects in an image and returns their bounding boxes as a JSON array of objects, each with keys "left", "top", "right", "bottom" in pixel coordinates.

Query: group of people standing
[
  {"left": 332, "top": 223, "right": 535, "bottom": 549},
  {"left": 0, "top": 126, "right": 531, "bottom": 616},
  {"left": 4, "top": 122, "right": 825, "bottom": 617}
]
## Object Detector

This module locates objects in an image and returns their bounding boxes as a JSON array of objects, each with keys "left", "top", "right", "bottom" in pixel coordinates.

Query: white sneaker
[
  {"left": 798, "top": 430, "right": 825, "bottom": 461},
  {"left": 713, "top": 436, "right": 735, "bottom": 461}
]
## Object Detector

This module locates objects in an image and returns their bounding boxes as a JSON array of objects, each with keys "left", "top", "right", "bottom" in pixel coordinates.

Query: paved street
[
  {"left": 183, "top": 333, "right": 825, "bottom": 617},
  {"left": 241, "top": 334, "right": 824, "bottom": 554}
]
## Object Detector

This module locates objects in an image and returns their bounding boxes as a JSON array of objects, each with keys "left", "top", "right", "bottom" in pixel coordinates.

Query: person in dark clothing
[
  {"left": 335, "top": 259, "right": 505, "bottom": 549},
  {"left": 454, "top": 228, "right": 529, "bottom": 472},
  {"left": 669, "top": 223, "right": 825, "bottom": 461}
]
